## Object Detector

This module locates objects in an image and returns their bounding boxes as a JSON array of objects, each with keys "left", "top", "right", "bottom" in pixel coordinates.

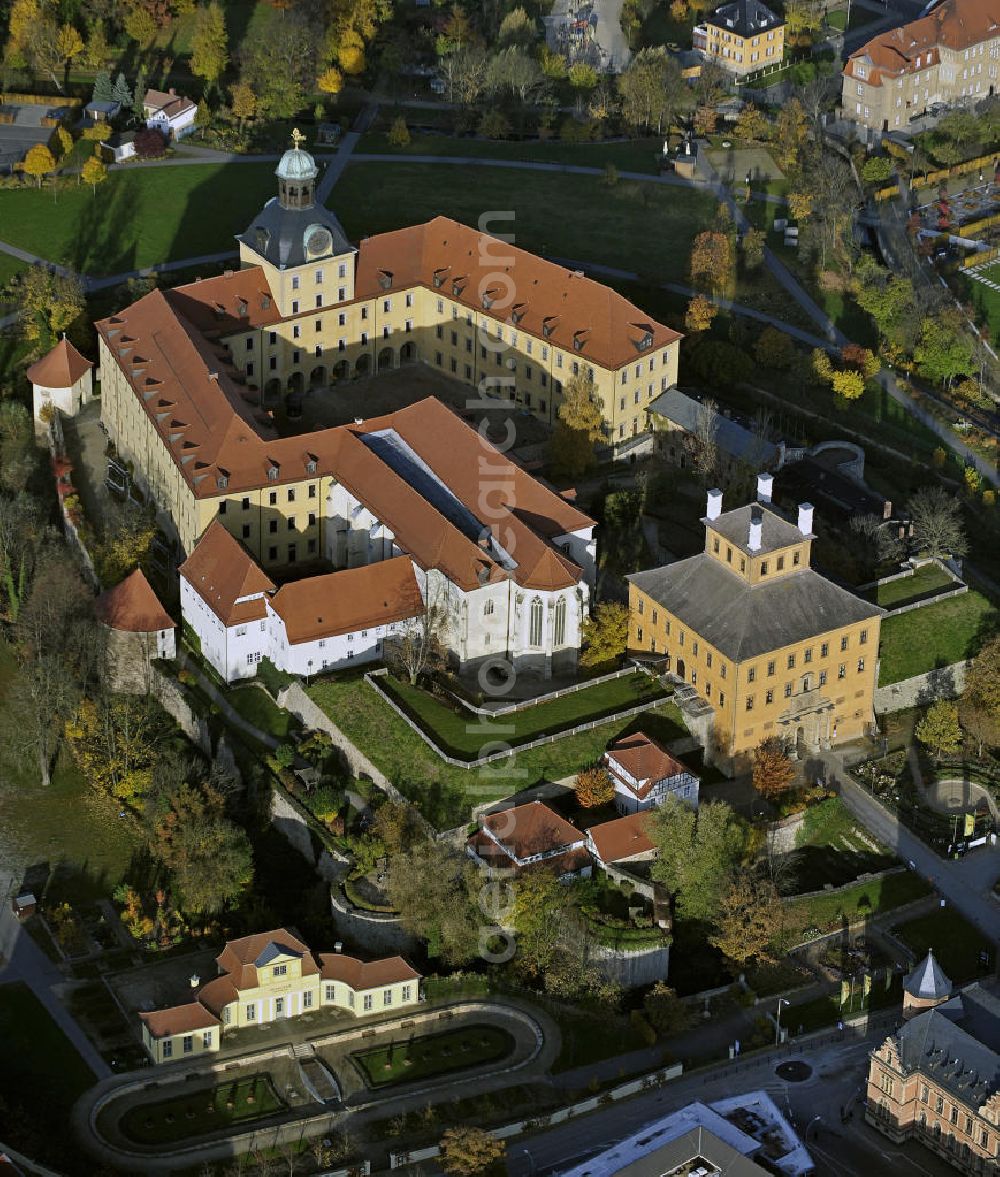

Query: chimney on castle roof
[
  {"left": 706, "top": 488, "right": 723, "bottom": 521},
  {"left": 748, "top": 505, "right": 763, "bottom": 553},
  {"left": 757, "top": 472, "right": 773, "bottom": 504},
  {"left": 798, "top": 502, "right": 814, "bottom": 536}
]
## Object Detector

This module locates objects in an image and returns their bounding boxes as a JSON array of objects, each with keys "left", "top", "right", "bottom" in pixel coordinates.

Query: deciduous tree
[
  {"left": 575, "top": 766, "right": 614, "bottom": 807},
  {"left": 643, "top": 981, "right": 694, "bottom": 1035},
  {"left": 689, "top": 229, "right": 733, "bottom": 295},
  {"left": 752, "top": 736, "right": 795, "bottom": 801},
  {"left": 916, "top": 700, "right": 963, "bottom": 757},
  {"left": 617, "top": 47, "right": 690, "bottom": 133},
  {"left": 385, "top": 591, "right": 447, "bottom": 684},
  {"left": 908, "top": 486, "right": 968, "bottom": 559},
  {"left": 684, "top": 293, "right": 716, "bottom": 333},
  {"left": 439, "top": 1127, "right": 505, "bottom": 1176},
  {"left": 735, "top": 102, "right": 768, "bottom": 141},
  {"left": 550, "top": 370, "right": 604, "bottom": 479},
  {"left": 754, "top": 326, "right": 795, "bottom": 370},
  {"left": 22, "top": 144, "right": 56, "bottom": 188},
  {"left": 580, "top": 602, "right": 629, "bottom": 669},
  {"left": 81, "top": 153, "right": 108, "bottom": 194},
  {"left": 190, "top": 0, "right": 228, "bottom": 85},
  {"left": 710, "top": 872, "right": 782, "bottom": 968},
  {"left": 648, "top": 798, "right": 746, "bottom": 922},
  {"left": 387, "top": 840, "right": 479, "bottom": 964},
  {"left": 964, "top": 636, "right": 1000, "bottom": 723}
]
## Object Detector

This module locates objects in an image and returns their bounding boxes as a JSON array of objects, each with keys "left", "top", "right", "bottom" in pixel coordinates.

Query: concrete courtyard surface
[
  {"left": 75, "top": 997, "right": 559, "bottom": 1171},
  {"left": 106, "top": 947, "right": 222, "bottom": 1019},
  {"left": 0, "top": 101, "right": 57, "bottom": 172},
  {"left": 706, "top": 146, "right": 786, "bottom": 188}
]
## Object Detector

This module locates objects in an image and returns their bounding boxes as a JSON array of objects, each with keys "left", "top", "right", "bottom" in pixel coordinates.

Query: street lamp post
[{"left": 775, "top": 997, "right": 790, "bottom": 1046}]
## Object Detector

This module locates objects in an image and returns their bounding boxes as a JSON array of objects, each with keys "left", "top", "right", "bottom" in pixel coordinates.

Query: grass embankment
[
  {"left": 307, "top": 673, "right": 687, "bottom": 827},
  {"left": 225, "top": 683, "right": 295, "bottom": 741},
  {"left": 782, "top": 870, "right": 931, "bottom": 945},
  {"left": 868, "top": 563, "right": 956, "bottom": 608},
  {"left": 0, "top": 163, "right": 276, "bottom": 276},
  {"left": 895, "top": 908, "right": 993, "bottom": 984},
  {"left": 357, "top": 132, "right": 665, "bottom": 174},
  {"left": 381, "top": 671, "right": 668, "bottom": 760},
  {"left": 116, "top": 1073, "right": 285, "bottom": 1146},
  {"left": 351, "top": 1024, "right": 515, "bottom": 1088},
  {"left": 334, "top": 162, "right": 717, "bottom": 284},
  {"left": 791, "top": 797, "right": 896, "bottom": 892},
  {"left": 878, "top": 590, "right": 997, "bottom": 685}
]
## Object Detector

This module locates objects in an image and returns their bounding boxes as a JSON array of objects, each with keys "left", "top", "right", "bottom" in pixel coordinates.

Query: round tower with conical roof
[{"left": 902, "top": 948, "right": 952, "bottom": 1020}]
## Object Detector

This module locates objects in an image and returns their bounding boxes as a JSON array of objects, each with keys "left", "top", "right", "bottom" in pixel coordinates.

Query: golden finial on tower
[{"left": 291, "top": 127, "right": 306, "bottom": 150}]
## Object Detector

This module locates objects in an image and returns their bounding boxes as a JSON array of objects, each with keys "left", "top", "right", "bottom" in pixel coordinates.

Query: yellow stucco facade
[{"left": 628, "top": 498, "right": 883, "bottom": 770}]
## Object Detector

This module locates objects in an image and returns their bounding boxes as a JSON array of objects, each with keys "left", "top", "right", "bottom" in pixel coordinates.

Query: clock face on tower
[{"left": 306, "top": 227, "right": 333, "bottom": 258}]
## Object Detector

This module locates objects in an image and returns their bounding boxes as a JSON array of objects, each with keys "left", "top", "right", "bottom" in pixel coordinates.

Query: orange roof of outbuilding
[
  {"left": 269, "top": 556, "right": 423, "bottom": 643},
  {"left": 139, "top": 1001, "right": 219, "bottom": 1039},
  {"left": 178, "top": 519, "right": 275, "bottom": 625},
  {"left": 26, "top": 337, "right": 93, "bottom": 388},
  {"left": 480, "top": 800, "right": 585, "bottom": 862},
  {"left": 95, "top": 568, "right": 175, "bottom": 633},
  {"left": 587, "top": 811, "right": 656, "bottom": 864},
  {"left": 604, "top": 731, "right": 691, "bottom": 800}
]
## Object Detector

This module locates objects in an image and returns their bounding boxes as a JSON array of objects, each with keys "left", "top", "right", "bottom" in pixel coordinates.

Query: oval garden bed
[
  {"left": 350, "top": 1023, "right": 516, "bottom": 1089},
  {"left": 114, "top": 1073, "right": 286, "bottom": 1147}
]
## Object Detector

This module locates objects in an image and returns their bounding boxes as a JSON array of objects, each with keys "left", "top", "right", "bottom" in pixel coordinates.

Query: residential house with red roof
[
  {"left": 603, "top": 731, "right": 700, "bottom": 815},
  {"left": 466, "top": 800, "right": 593, "bottom": 879},
  {"left": 139, "top": 927, "right": 420, "bottom": 1064},
  {"left": 143, "top": 87, "right": 197, "bottom": 139},
  {"left": 842, "top": 0, "right": 1000, "bottom": 131}
]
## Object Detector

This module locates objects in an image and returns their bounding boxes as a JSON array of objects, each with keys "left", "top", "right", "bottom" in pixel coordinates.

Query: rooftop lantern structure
[{"left": 276, "top": 128, "right": 318, "bottom": 212}]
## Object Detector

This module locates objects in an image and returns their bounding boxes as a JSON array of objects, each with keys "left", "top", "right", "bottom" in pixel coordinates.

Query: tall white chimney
[
  {"left": 748, "top": 505, "right": 763, "bottom": 553},
  {"left": 798, "top": 502, "right": 814, "bottom": 536},
  {"left": 706, "top": 488, "right": 723, "bottom": 521},
  {"left": 757, "top": 472, "right": 773, "bottom": 504}
]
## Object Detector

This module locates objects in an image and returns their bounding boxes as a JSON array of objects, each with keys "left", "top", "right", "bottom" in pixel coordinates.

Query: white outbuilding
[{"left": 27, "top": 336, "right": 94, "bottom": 439}]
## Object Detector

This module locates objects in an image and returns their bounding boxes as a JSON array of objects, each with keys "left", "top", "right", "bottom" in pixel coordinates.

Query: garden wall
[
  {"left": 328, "top": 889, "right": 418, "bottom": 957},
  {"left": 874, "top": 659, "right": 969, "bottom": 714},
  {"left": 150, "top": 667, "right": 211, "bottom": 753},
  {"left": 590, "top": 942, "right": 670, "bottom": 988},
  {"left": 270, "top": 786, "right": 316, "bottom": 868},
  {"left": 437, "top": 664, "right": 652, "bottom": 718},
  {"left": 277, "top": 682, "right": 401, "bottom": 801}
]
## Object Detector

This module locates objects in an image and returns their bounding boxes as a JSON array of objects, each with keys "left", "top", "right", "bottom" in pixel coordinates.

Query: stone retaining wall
[
  {"left": 328, "top": 889, "right": 418, "bottom": 956},
  {"left": 590, "top": 942, "right": 670, "bottom": 987},
  {"left": 874, "top": 660, "right": 969, "bottom": 714}
]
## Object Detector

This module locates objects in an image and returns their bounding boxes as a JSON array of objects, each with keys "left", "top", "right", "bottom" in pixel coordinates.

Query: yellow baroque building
[
  {"left": 627, "top": 482, "right": 884, "bottom": 771},
  {"left": 138, "top": 928, "right": 420, "bottom": 1064},
  {"left": 97, "top": 137, "right": 681, "bottom": 576}
]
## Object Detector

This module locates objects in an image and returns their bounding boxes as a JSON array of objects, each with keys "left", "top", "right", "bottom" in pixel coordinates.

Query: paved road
[
  {"left": 0, "top": 895, "right": 110, "bottom": 1081},
  {"left": 825, "top": 752, "right": 1000, "bottom": 942},
  {"left": 510, "top": 1028, "right": 956, "bottom": 1177},
  {"left": 316, "top": 100, "right": 379, "bottom": 206}
]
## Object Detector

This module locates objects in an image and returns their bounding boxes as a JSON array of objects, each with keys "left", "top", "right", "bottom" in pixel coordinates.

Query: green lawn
[
  {"left": 783, "top": 870, "right": 931, "bottom": 945},
  {"left": 116, "top": 1073, "right": 285, "bottom": 1146},
  {"left": 878, "top": 590, "right": 998, "bottom": 685},
  {"left": 0, "top": 163, "right": 276, "bottom": 277},
  {"left": 334, "top": 162, "right": 717, "bottom": 284},
  {"left": 381, "top": 671, "right": 668, "bottom": 760},
  {"left": 790, "top": 797, "right": 896, "bottom": 891},
  {"left": 358, "top": 132, "right": 666, "bottom": 175},
  {"left": 0, "top": 983, "right": 96, "bottom": 1170},
  {"left": 869, "top": 563, "right": 956, "bottom": 608},
  {"left": 0, "top": 251, "right": 27, "bottom": 288},
  {"left": 549, "top": 1004, "right": 650, "bottom": 1072},
  {"left": 966, "top": 265, "right": 1000, "bottom": 341},
  {"left": 307, "top": 672, "right": 688, "bottom": 828},
  {"left": 790, "top": 977, "right": 903, "bottom": 1034},
  {"left": 894, "top": 908, "right": 993, "bottom": 983},
  {"left": 226, "top": 682, "right": 296, "bottom": 741},
  {"left": 351, "top": 1024, "right": 515, "bottom": 1088}
]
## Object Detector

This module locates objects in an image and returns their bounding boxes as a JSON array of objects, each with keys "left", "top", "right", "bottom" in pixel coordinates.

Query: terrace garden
[
  {"left": 351, "top": 1024, "right": 515, "bottom": 1089},
  {"left": 864, "top": 563, "right": 957, "bottom": 609},
  {"left": 877, "top": 589, "right": 998, "bottom": 685},
  {"left": 115, "top": 1073, "right": 285, "bottom": 1147}
]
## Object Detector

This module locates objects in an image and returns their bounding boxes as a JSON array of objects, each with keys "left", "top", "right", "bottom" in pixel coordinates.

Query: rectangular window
[
  {"left": 860, "top": 629, "right": 868, "bottom": 644},
  {"left": 218, "top": 500, "right": 227, "bottom": 515},
  {"left": 718, "top": 692, "right": 725, "bottom": 706},
  {"left": 383, "top": 988, "right": 392, "bottom": 1005},
  {"left": 363, "top": 994, "right": 373, "bottom": 1012},
  {"left": 303, "top": 990, "right": 313, "bottom": 1009},
  {"left": 766, "top": 689, "right": 773, "bottom": 704},
  {"left": 767, "top": 660, "right": 775, "bottom": 676},
  {"left": 838, "top": 664, "right": 847, "bottom": 680},
  {"left": 291, "top": 275, "right": 300, "bottom": 290},
  {"left": 293, "top": 325, "right": 300, "bottom": 339},
  {"left": 746, "top": 696, "right": 754, "bottom": 711},
  {"left": 857, "top": 658, "right": 865, "bottom": 673},
  {"left": 246, "top": 1004, "right": 256, "bottom": 1021},
  {"left": 325, "top": 984, "right": 335, "bottom": 1001},
  {"left": 273, "top": 964, "right": 287, "bottom": 977},
  {"left": 841, "top": 635, "right": 849, "bottom": 651},
  {"left": 787, "top": 654, "right": 796, "bottom": 670},
  {"left": 315, "top": 294, "right": 323, "bottom": 309},
  {"left": 784, "top": 682, "right": 793, "bottom": 698},
  {"left": 246, "top": 362, "right": 254, "bottom": 376},
  {"left": 747, "top": 667, "right": 756, "bottom": 683},
  {"left": 203, "top": 1031, "right": 212, "bottom": 1048},
  {"left": 777, "top": 556, "right": 784, "bottom": 571},
  {"left": 819, "top": 670, "right": 827, "bottom": 686},
  {"left": 402, "top": 984, "right": 411, "bottom": 1001},
  {"left": 162, "top": 1039, "right": 172, "bottom": 1058},
  {"left": 761, "top": 561, "right": 769, "bottom": 576},
  {"left": 821, "top": 642, "right": 829, "bottom": 658},
  {"left": 291, "top": 300, "right": 299, "bottom": 314},
  {"left": 241, "top": 524, "right": 250, "bottom": 539}
]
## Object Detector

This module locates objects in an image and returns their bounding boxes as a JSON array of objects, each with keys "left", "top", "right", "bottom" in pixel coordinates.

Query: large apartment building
[
  {"left": 843, "top": 0, "right": 1000, "bottom": 132},
  {"left": 626, "top": 477, "right": 883, "bottom": 770}
]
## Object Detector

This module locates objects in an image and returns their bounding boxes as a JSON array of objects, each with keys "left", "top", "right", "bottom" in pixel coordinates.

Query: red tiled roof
[
  {"left": 178, "top": 519, "right": 275, "bottom": 626},
  {"left": 165, "top": 269, "right": 282, "bottom": 338},
  {"left": 845, "top": 0, "right": 1000, "bottom": 86},
  {"left": 144, "top": 87, "right": 196, "bottom": 117},
  {"left": 604, "top": 731, "right": 689, "bottom": 800},
  {"left": 26, "top": 337, "right": 93, "bottom": 388},
  {"left": 318, "top": 953, "right": 421, "bottom": 989},
  {"left": 479, "top": 800, "right": 585, "bottom": 862},
  {"left": 468, "top": 828, "right": 591, "bottom": 876},
  {"left": 139, "top": 1001, "right": 219, "bottom": 1039},
  {"left": 269, "top": 556, "right": 423, "bottom": 643},
  {"left": 355, "top": 217, "right": 682, "bottom": 371},
  {"left": 196, "top": 975, "right": 239, "bottom": 1018},
  {"left": 95, "top": 568, "right": 175, "bottom": 633},
  {"left": 587, "top": 811, "right": 656, "bottom": 864}
]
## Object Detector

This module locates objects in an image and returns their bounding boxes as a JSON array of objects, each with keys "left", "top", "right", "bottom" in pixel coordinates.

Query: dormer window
[
  {"left": 305, "top": 457, "right": 317, "bottom": 474},
  {"left": 482, "top": 292, "right": 493, "bottom": 310},
  {"left": 216, "top": 474, "right": 228, "bottom": 489},
  {"left": 572, "top": 331, "right": 587, "bottom": 352},
  {"left": 451, "top": 279, "right": 465, "bottom": 297},
  {"left": 542, "top": 317, "right": 556, "bottom": 338},
  {"left": 856, "top": 64, "right": 867, "bottom": 79},
  {"left": 433, "top": 269, "right": 447, "bottom": 288},
  {"left": 238, "top": 298, "right": 248, "bottom": 318},
  {"left": 511, "top": 304, "right": 525, "bottom": 324},
  {"left": 378, "top": 271, "right": 392, "bottom": 290},
  {"left": 267, "top": 465, "right": 279, "bottom": 481}
]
